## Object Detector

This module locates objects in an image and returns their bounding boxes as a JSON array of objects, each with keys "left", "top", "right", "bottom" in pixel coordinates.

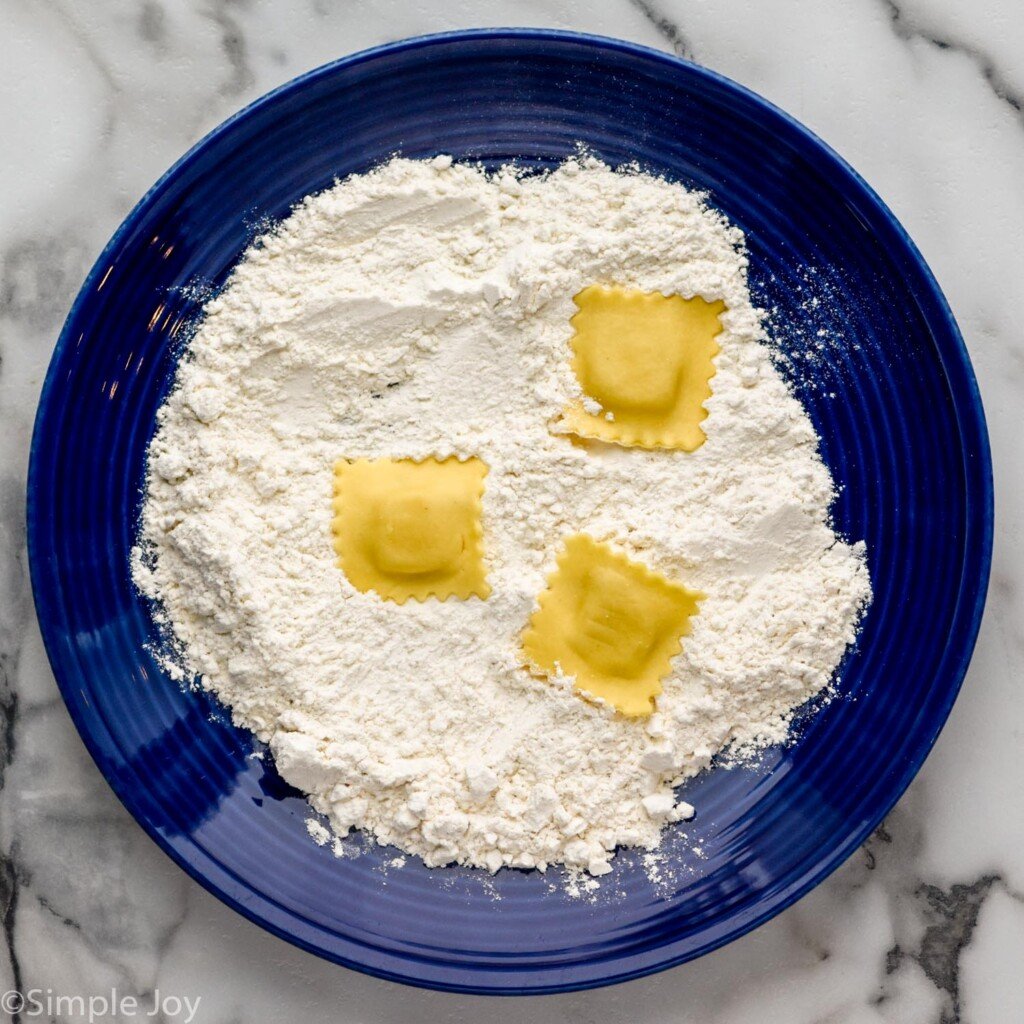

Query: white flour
[{"left": 132, "top": 156, "right": 871, "bottom": 877}]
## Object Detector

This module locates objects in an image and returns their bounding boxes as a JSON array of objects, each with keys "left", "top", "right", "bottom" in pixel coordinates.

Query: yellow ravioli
[
  {"left": 332, "top": 457, "right": 489, "bottom": 604},
  {"left": 562, "top": 285, "right": 726, "bottom": 451},
  {"left": 522, "top": 534, "right": 703, "bottom": 718}
]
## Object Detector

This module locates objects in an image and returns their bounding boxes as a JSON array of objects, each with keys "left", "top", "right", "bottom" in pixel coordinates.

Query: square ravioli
[
  {"left": 332, "top": 457, "right": 489, "bottom": 603},
  {"left": 522, "top": 534, "right": 703, "bottom": 717},
  {"left": 562, "top": 285, "right": 725, "bottom": 451}
]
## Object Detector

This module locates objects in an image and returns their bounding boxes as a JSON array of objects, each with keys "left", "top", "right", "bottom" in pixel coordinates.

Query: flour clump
[{"left": 132, "top": 156, "right": 871, "bottom": 877}]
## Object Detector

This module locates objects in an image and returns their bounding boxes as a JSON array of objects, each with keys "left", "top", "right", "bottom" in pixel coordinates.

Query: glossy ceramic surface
[{"left": 27, "top": 30, "right": 992, "bottom": 994}]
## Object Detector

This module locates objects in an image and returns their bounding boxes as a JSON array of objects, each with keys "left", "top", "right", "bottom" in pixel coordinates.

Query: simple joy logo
[{"left": 1, "top": 988, "right": 201, "bottom": 1023}]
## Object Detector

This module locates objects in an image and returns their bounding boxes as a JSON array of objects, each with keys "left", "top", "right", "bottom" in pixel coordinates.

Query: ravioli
[
  {"left": 521, "top": 534, "right": 703, "bottom": 717},
  {"left": 332, "top": 457, "right": 489, "bottom": 603},
  {"left": 562, "top": 285, "right": 725, "bottom": 451}
]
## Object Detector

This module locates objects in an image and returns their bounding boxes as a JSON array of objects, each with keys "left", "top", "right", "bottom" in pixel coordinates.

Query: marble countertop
[{"left": 2, "top": 1, "right": 1022, "bottom": 1021}]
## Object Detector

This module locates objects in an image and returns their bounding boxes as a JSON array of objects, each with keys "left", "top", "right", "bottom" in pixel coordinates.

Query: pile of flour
[{"left": 132, "top": 155, "right": 871, "bottom": 877}]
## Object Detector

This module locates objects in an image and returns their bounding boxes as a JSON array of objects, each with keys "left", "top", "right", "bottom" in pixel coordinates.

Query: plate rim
[{"left": 26, "top": 27, "right": 995, "bottom": 995}]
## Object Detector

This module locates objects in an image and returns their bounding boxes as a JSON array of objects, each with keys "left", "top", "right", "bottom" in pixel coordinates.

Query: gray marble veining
[{"left": 2, "top": 1, "right": 1022, "bottom": 1021}]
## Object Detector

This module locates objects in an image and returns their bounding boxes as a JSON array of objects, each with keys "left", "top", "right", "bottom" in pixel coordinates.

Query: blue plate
[{"left": 27, "top": 30, "right": 992, "bottom": 993}]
